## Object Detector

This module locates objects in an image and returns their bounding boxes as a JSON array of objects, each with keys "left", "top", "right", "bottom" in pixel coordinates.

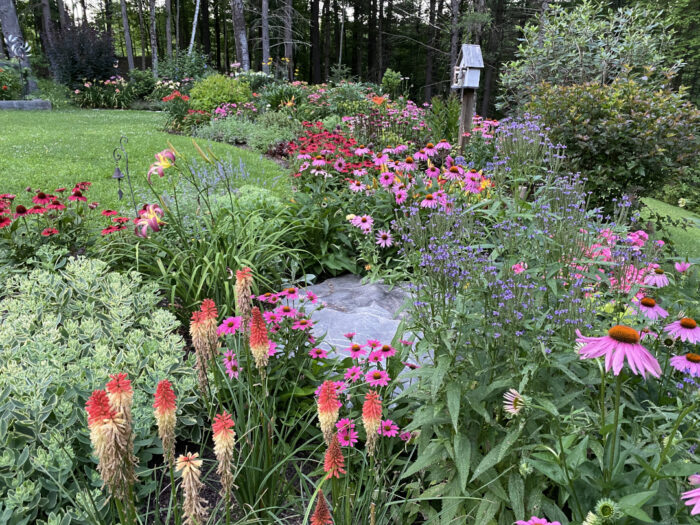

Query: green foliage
[
  {"left": 381, "top": 68, "right": 404, "bottom": 99},
  {"left": 189, "top": 74, "right": 251, "bottom": 112},
  {"left": 157, "top": 51, "right": 209, "bottom": 81},
  {"left": 32, "top": 78, "right": 73, "bottom": 109},
  {"left": 127, "top": 68, "right": 156, "bottom": 99},
  {"left": 260, "top": 81, "right": 306, "bottom": 111},
  {"left": 425, "top": 94, "right": 461, "bottom": 143},
  {"left": 500, "top": 0, "right": 680, "bottom": 108},
  {"left": 0, "top": 257, "right": 195, "bottom": 523},
  {"left": 0, "top": 64, "right": 21, "bottom": 100},
  {"left": 195, "top": 115, "right": 257, "bottom": 144},
  {"left": 196, "top": 111, "right": 302, "bottom": 153},
  {"left": 233, "top": 70, "right": 277, "bottom": 91},
  {"left": 72, "top": 76, "right": 136, "bottom": 109},
  {"left": 525, "top": 77, "right": 700, "bottom": 209}
]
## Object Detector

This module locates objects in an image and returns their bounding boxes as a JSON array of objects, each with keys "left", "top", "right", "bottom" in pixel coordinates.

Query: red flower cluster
[
  {"left": 162, "top": 90, "right": 190, "bottom": 102},
  {"left": 85, "top": 389, "right": 117, "bottom": 426}
]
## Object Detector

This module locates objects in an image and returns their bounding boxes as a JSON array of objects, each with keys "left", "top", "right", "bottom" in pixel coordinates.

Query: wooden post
[{"left": 458, "top": 88, "right": 476, "bottom": 151}]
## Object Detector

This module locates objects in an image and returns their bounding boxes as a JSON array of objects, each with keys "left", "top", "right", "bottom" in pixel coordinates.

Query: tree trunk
[
  {"left": 351, "top": 0, "right": 361, "bottom": 76},
  {"left": 480, "top": 0, "right": 504, "bottom": 117},
  {"left": 137, "top": 0, "right": 147, "bottom": 68},
  {"left": 120, "top": 0, "right": 135, "bottom": 70},
  {"left": 165, "top": 0, "right": 173, "bottom": 57},
  {"left": 310, "top": 0, "right": 321, "bottom": 83},
  {"left": 377, "top": 0, "right": 383, "bottom": 77},
  {"left": 367, "top": 0, "right": 377, "bottom": 81},
  {"left": 231, "top": 0, "right": 249, "bottom": 70},
  {"left": 283, "top": 0, "right": 293, "bottom": 79},
  {"left": 80, "top": 0, "right": 88, "bottom": 25},
  {"left": 383, "top": 0, "right": 392, "bottom": 77},
  {"left": 200, "top": 0, "right": 211, "bottom": 57},
  {"left": 214, "top": 0, "right": 221, "bottom": 69},
  {"left": 149, "top": 0, "right": 158, "bottom": 75},
  {"left": 56, "top": 0, "right": 69, "bottom": 29},
  {"left": 261, "top": 0, "right": 270, "bottom": 73},
  {"left": 175, "top": 0, "right": 180, "bottom": 53},
  {"left": 0, "top": 0, "right": 37, "bottom": 91},
  {"left": 189, "top": 0, "right": 200, "bottom": 55},
  {"left": 322, "top": 0, "right": 330, "bottom": 80},
  {"left": 450, "top": 0, "right": 460, "bottom": 74},
  {"left": 424, "top": 0, "right": 435, "bottom": 100},
  {"left": 223, "top": 0, "right": 229, "bottom": 71},
  {"left": 105, "top": 0, "right": 112, "bottom": 37}
]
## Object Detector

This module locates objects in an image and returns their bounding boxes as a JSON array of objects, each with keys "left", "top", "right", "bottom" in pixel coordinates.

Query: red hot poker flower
[{"left": 323, "top": 433, "right": 346, "bottom": 479}]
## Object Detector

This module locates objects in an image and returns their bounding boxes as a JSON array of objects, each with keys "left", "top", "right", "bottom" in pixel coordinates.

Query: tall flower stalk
[
  {"left": 176, "top": 452, "right": 209, "bottom": 525},
  {"left": 212, "top": 411, "right": 236, "bottom": 517},
  {"left": 190, "top": 298, "right": 219, "bottom": 394}
]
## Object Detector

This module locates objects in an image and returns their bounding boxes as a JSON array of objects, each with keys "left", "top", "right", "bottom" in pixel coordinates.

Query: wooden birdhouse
[{"left": 451, "top": 44, "right": 484, "bottom": 90}]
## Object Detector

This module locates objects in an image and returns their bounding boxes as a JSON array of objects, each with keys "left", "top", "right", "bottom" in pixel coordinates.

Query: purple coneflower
[
  {"left": 435, "top": 139, "right": 451, "bottom": 150},
  {"left": 503, "top": 389, "right": 526, "bottom": 416},
  {"left": 664, "top": 318, "right": 700, "bottom": 344},
  {"left": 379, "top": 419, "right": 399, "bottom": 437},
  {"left": 681, "top": 475, "right": 700, "bottom": 515},
  {"left": 309, "top": 347, "right": 328, "bottom": 359},
  {"left": 420, "top": 193, "right": 439, "bottom": 208},
  {"left": 644, "top": 267, "right": 669, "bottom": 288},
  {"left": 670, "top": 353, "right": 700, "bottom": 376},
  {"left": 346, "top": 343, "right": 367, "bottom": 358},
  {"left": 634, "top": 297, "right": 669, "bottom": 321},
  {"left": 217, "top": 316, "right": 242, "bottom": 336},
  {"left": 394, "top": 188, "right": 408, "bottom": 204},
  {"left": 413, "top": 150, "right": 428, "bottom": 161},
  {"left": 576, "top": 326, "right": 662, "bottom": 378},
  {"left": 379, "top": 172, "right": 395, "bottom": 187},
  {"left": 376, "top": 230, "right": 393, "bottom": 248},
  {"left": 365, "top": 369, "right": 390, "bottom": 387},
  {"left": 675, "top": 262, "right": 691, "bottom": 273},
  {"left": 349, "top": 180, "right": 365, "bottom": 192},
  {"left": 312, "top": 155, "right": 326, "bottom": 167},
  {"left": 344, "top": 366, "right": 363, "bottom": 382}
]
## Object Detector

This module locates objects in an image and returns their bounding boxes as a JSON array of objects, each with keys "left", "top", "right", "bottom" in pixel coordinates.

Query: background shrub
[
  {"left": 189, "top": 74, "right": 251, "bottom": 112},
  {"left": 234, "top": 70, "right": 277, "bottom": 92},
  {"left": 194, "top": 116, "right": 257, "bottom": 144},
  {"left": 381, "top": 68, "right": 404, "bottom": 99},
  {"left": 127, "top": 68, "right": 157, "bottom": 99},
  {"left": 525, "top": 77, "right": 700, "bottom": 208},
  {"left": 425, "top": 94, "right": 461, "bottom": 143},
  {"left": 0, "top": 258, "right": 196, "bottom": 523},
  {"left": 0, "top": 64, "right": 22, "bottom": 100},
  {"left": 47, "top": 25, "right": 116, "bottom": 86}
]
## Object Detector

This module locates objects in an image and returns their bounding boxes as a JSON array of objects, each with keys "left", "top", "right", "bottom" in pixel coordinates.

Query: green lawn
[
  {"left": 642, "top": 197, "right": 700, "bottom": 259},
  {"left": 0, "top": 109, "right": 286, "bottom": 210}
]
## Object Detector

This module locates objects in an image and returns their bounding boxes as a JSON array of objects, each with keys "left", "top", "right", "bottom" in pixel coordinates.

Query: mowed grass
[
  {"left": 0, "top": 110, "right": 287, "bottom": 210},
  {"left": 642, "top": 197, "right": 700, "bottom": 259}
]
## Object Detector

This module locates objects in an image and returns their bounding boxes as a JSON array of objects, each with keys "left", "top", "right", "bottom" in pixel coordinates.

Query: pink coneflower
[
  {"left": 297, "top": 153, "right": 311, "bottom": 160},
  {"left": 281, "top": 286, "right": 300, "bottom": 300},
  {"left": 292, "top": 318, "right": 314, "bottom": 331},
  {"left": 379, "top": 419, "right": 399, "bottom": 437},
  {"left": 28, "top": 205, "right": 46, "bottom": 214},
  {"left": 414, "top": 149, "right": 428, "bottom": 161},
  {"left": 306, "top": 290, "right": 318, "bottom": 304},
  {"left": 402, "top": 361, "right": 420, "bottom": 370},
  {"left": 373, "top": 153, "right": 389, "bottom": 166},
  {"left": 670, "top": 353, "right": 700, "bottom": 376},
  {"left": 46, "top": 200, "right": 65, "bottom": 211},
  {"left": 394, "top": 188, "right": 408, "bottom": 204},
  {"left": 349, "top": 180, "right": 365, "bottom": 192},
  {"left": 309, "top": 347, "right": 328, "bottom": 359},
  {"left": 268, "top": 341, "right": 278, "bottom": 357},
  {"left": 397, "top": 156, "right": 417, "bottom": 172},
  {"left": 41, "top": 227, "right": 59, "bottom": 236},
  {"left": 354, "top": 145, "right": 370, "bottom": 156},
  {"left": 217, "top": 316, "right": 242, "bottom": 336},
  {"left": 640, "top": 327, "right": 658, "bottom": 341},
  {"left": 352, "top": 168, "right": 368, "bottom": 177},
  {"left": 444, "top": 165, "right": 463, "bottom": 180},
  {"left": 344, "top": 332, "right": 356, "bottom": 339},
  {"left": 681, "top": 474, "right": 700, "bottom": 515},
  {"left": 576, "top": 325, "right": 662, "bottom": 378},
  {"left": 344, "top": 366, "right": 363, "bottom": 382},
  {"left": 68, "top": 190, "right": 87, "bottom": 202},
  {"left": 394, "top": 144, "right": 408, "bottom": 154},
  {"left": 424, "top": 143, "right": 437, "bottom": 156},
  {"left": 0, "top": 217, "right": 11, "bottom": 229},
  {"left": 425, "top": 165, "right": 440, "bottom": 178},
  {"left": 465, "top": 170, "right": 483, "bottom": 193},
  {"left": 420, "top": 193, "right": 439, "bottom": 208},
  {"left": 379, "top": 172, "right": 395, "bottom": 187},
  {"left": 515, "top": 517, "right": 561, "bottom": 525},
  {"left": 0, "top": 193, "right": 16, "bottom": 200},
  {"left": 224, "top": 357, "right": 240, "bottom": 379},
  {"left": 336, "top": 418, "right": 359, "bottom": 447},
  {"left": 644, "top": 267, "right": 669, "bottom": 288},
  {"left": 503, "top": 389, "right": 526, "bottom": 416},
  {"left": 376, "top": 230, "right": 393, "bottom": 248},
  {"left": 634, "top": 297, "right": 669, "bottom": 321},
  {"left": 353, "top": 214, "right": 373, "bottom": 233},
  {"left": 312, "top": 155, "right": 326, "bottom": 167},
  {"left": 512, "top": 262, "right": 527, "bottom": 274},
  {"left": 102, "top": 209, "right": 118, "bottom": 216},
  {"left": 256, "top": 292, "right": 279, "bottom": 304},
  {"left": 365, "top": 369, "right": 390, "bottom": 387},
  {"left": 263, "top": 311, "right": 282, "bottom": 324},
  {"left": 366, "top": 339, "right": 381, "bottom": 349},
  {"left": 14, "top": 205, "right": 28, "bottom": 217},
  {"left": 400, "top": 431, "right": 411, "bottom": 442},
  {"left": 664, "top": 318, "right": 700, "bottom": 343},
  {"left": 334, "top": 157, "right": 347, "bottom": 171},
  {"left": 276, "top": 304, "right": 299, "bottom": 317},
  {"left": 346, "top": 343, "right": 367, "bottom": 358},
  {"left": 675, "top": 262, "right": 691, "bottom": 273},
  {"left": 378, "top": 344, "right": 396, "bottom": 358},
  {"left": 435, "top": 139, "right": 451, "bottom": 150},
  {"left": 368, "top": 351, "right": 383, "bottom": 363},
  {"left": 33, "top": 192, "right": 53, "bottom": 205}
]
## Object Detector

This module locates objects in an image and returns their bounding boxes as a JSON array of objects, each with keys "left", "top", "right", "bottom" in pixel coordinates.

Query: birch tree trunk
[
  {"left": 283, "top": 0, "right": 293, "bottom": 79},
  {"left": 450, "top": 0, "right": 460, "bottom": 74},
  {"left": 165, "top": 0, "right": 173, "bottom": 57},
  {"left": 149, "top": 0, "right": 158, "bottom": 75},
  {"left": 120, "top": 0, "right": 135, "bottom": 70},
  {"left": 189, "top": 0, "right": 201, "bottom": 55},
  {"left": 261, "top": 0, "right": 270, "bottom": 73},
  {"left": 231, "top": 0, "right": 249, "bottom": 70},
  {"left": 310, "top": 0, "right": 320, "bottom": 83},
  {"left": 0, "top": 0, "right": 37, "bottom": 91}
]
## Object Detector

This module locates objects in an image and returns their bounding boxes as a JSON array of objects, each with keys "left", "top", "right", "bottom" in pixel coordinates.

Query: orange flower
[
  {"left": 323, "top": 433, "right": 346, "bottom": 479},
  {"left": 249, "top": 307, "right": 270, "bottom": 372},
  {"left": 310, "top": 490, "right": 333, "bottom": 525},
  {"left": 200, "top": 298, "right": 218, "bottom": 320},
  {"left": 212, "top": 411, "right": 236, "bottom": 499},
  {"left": 153, "top": 379, "right": 177, "bottom": 465},
  {"left": 176, "top": 452, "right": 209, "bottom": 525},
  {"left": 317, "top": 381, "right": 340, "bottom": 444},
  {"left": 372, "top": 95, "right": 386, "bottom": 105},
  {"left": 106, "top": 373, "right": 133, "bottom": 420},
  {"left": 362, "top": 390, "right": 382, "bottom": 456},
  {"left": 190, "top": 299, "right": 219, "bottom": 393}
]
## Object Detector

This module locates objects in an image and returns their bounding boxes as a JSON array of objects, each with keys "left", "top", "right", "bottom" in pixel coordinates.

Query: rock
[{"left": 0, "top": 99, "right": 52, "bottom": 110}]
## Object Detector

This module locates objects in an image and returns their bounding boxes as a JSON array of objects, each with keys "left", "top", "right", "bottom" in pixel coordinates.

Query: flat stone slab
[
  {"left": 0, "top": 99, "right": 52, "bottom": 110},
  {"left": 303, "top": 275, "right": 410, "bottom": 352}
]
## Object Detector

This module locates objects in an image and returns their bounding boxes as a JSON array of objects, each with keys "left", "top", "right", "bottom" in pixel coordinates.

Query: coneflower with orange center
[
  {"left": 323, "top": 433, "right": 346, "bottom": 479},
  {"left": 317, "top": 380, "right": 340, "bottom": 444},
  {"left": 212, "top": 411, "right": 236, "bottom": 500},
  {"left": 249, "top": 306, "right": 270, "bottom": 373},
  {"left": 153, "top": 379, "right": 177, "bottom": 465},
  {"left": 175, "top": 452, "right": 209, "bottom": 525},
  {"left": 310, "top": 489, "right": 333, "bottom": 525},
  {"left": 362, "top": 390, "right": 382, "bottom": 456},
  {"left": 85, "top": 389, "right": 136, "bottom": 500},
  {"left": 235, "top": 267, "right": 253, "bottom": 329}
]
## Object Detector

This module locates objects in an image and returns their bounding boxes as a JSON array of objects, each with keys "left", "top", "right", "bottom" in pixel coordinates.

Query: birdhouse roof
[{"left": 458, "top": 44, "right": 484, "bottom": 69}]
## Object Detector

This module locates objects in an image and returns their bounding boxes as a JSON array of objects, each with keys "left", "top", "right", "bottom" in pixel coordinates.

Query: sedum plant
[{"left": 0, "top": 257, "right": 196, "bottom": 524}]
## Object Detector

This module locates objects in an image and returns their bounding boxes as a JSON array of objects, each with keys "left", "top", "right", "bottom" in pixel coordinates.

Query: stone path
[{"left": 303, "top": 275, "right": 410, "bottom": 351}]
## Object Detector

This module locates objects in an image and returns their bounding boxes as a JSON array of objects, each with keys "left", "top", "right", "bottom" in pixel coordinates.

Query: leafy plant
[
  {"left": 47, "top": 25, "right": 116, "bottom": 87},
  {"left": 158, "top": 51, "right": 209, "bottom": 81},
  {"left": 127, "top": 68, "right": 157, "bottom": 99},
  {"left": 381, "top": 68, "right": 404, "bottom": 99},
  {"left": 72, "top": 76, "right": 135, "bottom": 109},
  {"left": 425, "top": 94, "right": 461, "bottom": 144},
  {"left": 189, "top": 74, "right": 251, "bottom": 112},
  {"left": 0, "top": 64, "right": 21, "bottom": 100}
]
